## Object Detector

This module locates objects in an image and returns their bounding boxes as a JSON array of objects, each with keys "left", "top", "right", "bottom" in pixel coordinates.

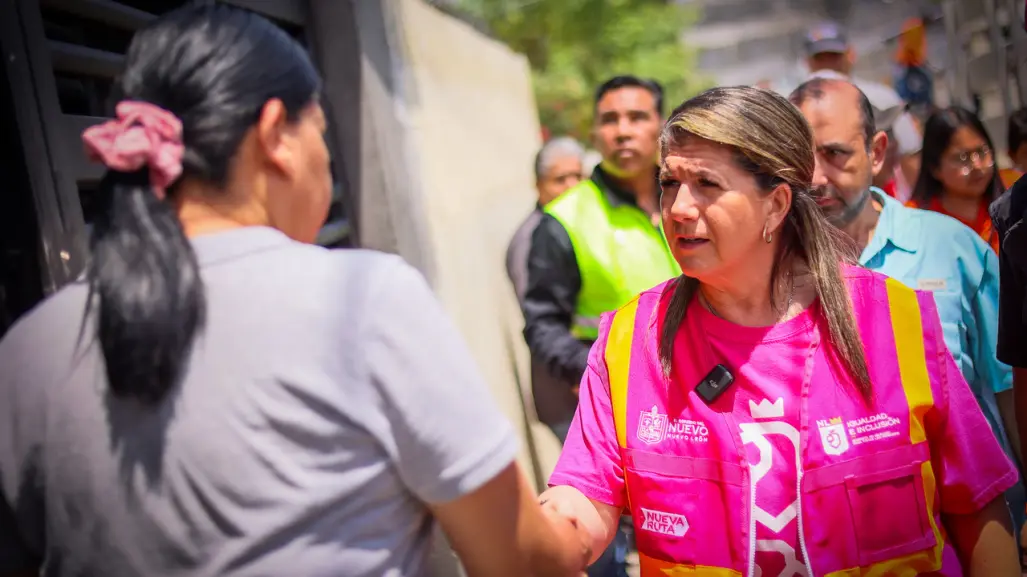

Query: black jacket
[{"left": 991, "top": 179, "right": 1027, "bottom": 368}]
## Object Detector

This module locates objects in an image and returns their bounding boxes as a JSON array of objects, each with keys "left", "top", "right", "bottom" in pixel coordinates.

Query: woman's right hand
[
  {"left": 539, "top": 485, "right": 623, "bottom": 566},
  {"left": 539, "top": 494, "right": 593, "bottom": 572},
  {"left": 431, "top": 463, "right": 592, "bottom": 577}
]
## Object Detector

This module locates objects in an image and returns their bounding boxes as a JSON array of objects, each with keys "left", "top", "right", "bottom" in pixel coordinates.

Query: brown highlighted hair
[{"left": 657, "top": 86, "right": 871, "bottom": 396}]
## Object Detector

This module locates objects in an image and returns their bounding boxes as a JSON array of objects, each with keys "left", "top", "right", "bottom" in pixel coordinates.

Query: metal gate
[
  {"left": 0, "top": 0, "right": 361, "bottom": 335},
  {"left": 941, "top": 0, "right": 1027, "bottom": 155}
]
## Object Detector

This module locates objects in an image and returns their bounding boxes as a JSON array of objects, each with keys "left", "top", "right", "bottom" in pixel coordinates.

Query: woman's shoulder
[
  {"left": 594, "top": 279, "right": 677, "bottom": 349},
  {"left": 0, "top": 278, "right": 92, "bottom": 417},
  {"left": 840, "top": 264, "right": 943, "bottom": 331},
  {"left": 323, "top": 247, "right": 419, "bottom": 278},
  {"left": 247, "top": 238, "right": 428, "bottom": 300},
  {"left": 639, "top": 278, "right": 676, "bottom": 303},
  {"left": 329, "top": 249, "right": 431, "bottom": 297},
  {"left": 293, "top": 248, "right": 435, "bottom": 333},
  {"left": 840, "top": 264, "right": 921, "bottom": 310},
  {"left": 606, "top": 278, "right": 675, "bottom": 312},
  {"left": 842, "top": 262, "right": 934, "bottom": 294},
  {"left": 840, "top": 263, "right": 888, "bottom": 288},
  {"left": 0, "top": 278, "right": 91, "bottom": 354}
]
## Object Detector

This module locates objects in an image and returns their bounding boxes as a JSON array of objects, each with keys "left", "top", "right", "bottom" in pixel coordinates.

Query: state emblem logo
[{"left": 637, "top": 405, "right": 668, "bottom": 445}]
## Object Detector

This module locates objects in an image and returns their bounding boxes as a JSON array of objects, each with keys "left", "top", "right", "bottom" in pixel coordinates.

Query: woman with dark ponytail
[
  {"left": 84, "top": 101, "right": 202, "bottom": 406},
  {"left": 0, "top": 5, "right": 589, "bottom": 577}
]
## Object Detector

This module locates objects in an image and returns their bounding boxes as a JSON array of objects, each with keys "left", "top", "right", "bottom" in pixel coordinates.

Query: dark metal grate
[{"left": 37, "top": 0, "right": 348, "bottom": 245}]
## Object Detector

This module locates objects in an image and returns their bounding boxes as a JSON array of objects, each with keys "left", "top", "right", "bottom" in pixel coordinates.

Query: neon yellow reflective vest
[{"left": 544, "top": 178, "right": 680, "bottom": 341}]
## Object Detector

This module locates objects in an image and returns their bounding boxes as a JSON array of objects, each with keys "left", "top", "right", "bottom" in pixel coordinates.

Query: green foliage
[{"left": 455, "top": 0, "right": 709, "bottom": 139}]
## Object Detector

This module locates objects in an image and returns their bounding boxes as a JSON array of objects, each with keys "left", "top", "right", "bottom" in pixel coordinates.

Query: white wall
[{"left": 390, "top": 0, "right": 564, "bottom": 490}]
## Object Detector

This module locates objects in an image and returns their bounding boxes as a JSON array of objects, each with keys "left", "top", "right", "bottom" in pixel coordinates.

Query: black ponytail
[
  {"left": 87, "top": 4, "right": 320, "bottom": 405},
  {"left": 89, "top": 169, "right": 203, "bottom": 404}
]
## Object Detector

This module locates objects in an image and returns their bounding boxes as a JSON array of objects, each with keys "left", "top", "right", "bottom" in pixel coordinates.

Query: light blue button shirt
[{"left": 860, "top": 190, "right": 1012, "bottom": 445}]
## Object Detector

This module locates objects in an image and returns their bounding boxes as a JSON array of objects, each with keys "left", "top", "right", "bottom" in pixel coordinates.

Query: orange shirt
[
  {"left": 999, "top": 168, "right": 1022, "bottom": 190},
  {"left": 905, "top": 198, "right": 999, "bottom": 253}
]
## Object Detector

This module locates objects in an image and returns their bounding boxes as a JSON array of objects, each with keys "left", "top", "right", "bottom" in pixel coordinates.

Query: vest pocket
[
  {"left": 847, "top": 462, "right": 936, "bottom": 565},
  {"left": 807, "top": 443, "right": 936, "bottom": 568},
  {"left": 622, "top": 448, "right": 746, "bottom": 570}
]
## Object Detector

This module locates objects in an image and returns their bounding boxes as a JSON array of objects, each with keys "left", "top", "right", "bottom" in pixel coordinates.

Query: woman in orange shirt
[
  {"left": 999, "top": 168, "right": 1022, "bottom": 190},
  {"left": 908, "top": 107, "right": 1004, "bottom": 253}
]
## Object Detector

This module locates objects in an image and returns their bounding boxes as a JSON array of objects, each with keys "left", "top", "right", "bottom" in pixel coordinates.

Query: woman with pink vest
[{"left": 540, "top": 86, "right": 1021, "bottom": 576}]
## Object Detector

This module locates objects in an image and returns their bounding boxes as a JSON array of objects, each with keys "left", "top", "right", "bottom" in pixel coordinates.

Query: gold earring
[{"left": 763, "top": 222, "right": 773, "bottom": 243}]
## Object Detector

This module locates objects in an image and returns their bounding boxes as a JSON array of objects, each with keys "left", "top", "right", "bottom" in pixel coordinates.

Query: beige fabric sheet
[{"left": 391, "top": 0, "right": 564, "bottom": 491}]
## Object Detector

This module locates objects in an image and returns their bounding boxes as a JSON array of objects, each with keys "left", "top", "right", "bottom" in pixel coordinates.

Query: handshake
[{"left": 537, "top": 485, "right": 614, "bottom": 576}]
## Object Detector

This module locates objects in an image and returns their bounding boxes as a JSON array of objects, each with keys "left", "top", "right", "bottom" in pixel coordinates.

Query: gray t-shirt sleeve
[
  {"left": 0, "top": 316, "right": 46, "bottom": 573},
  {"left": 363, "top": 257, "right": 520, "bottom": 504}
]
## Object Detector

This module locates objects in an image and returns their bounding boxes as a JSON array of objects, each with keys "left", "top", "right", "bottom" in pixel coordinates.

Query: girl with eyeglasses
[{"left": 908, "top": 107, "right": 1005, "bottom": 253}]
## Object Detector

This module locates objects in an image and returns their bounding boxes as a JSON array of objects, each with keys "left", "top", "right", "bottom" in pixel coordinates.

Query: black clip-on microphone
[{"left": 695, "top": 364, "right": 735, "bottom": 405}]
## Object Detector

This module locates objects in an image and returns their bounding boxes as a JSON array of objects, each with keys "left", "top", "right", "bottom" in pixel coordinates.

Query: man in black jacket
[
  {"left": 992, "top": 178, "right": 1027, "bottom": 470},
  {"left": 992, "top": 174, "right": 1027, "bottom": 561},
  {"left": 523, "top": 76, "right": 664, "bottom": 425}
]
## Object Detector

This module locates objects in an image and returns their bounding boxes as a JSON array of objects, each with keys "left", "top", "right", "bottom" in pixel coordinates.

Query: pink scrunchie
[{"left": 82, "top": 101, "right": 185, "bottom": 199}]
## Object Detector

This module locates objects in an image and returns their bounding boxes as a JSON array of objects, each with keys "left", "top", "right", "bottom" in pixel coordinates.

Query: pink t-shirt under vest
[{"left": 699, "top": 305, "right": 816, "bottom": 576}]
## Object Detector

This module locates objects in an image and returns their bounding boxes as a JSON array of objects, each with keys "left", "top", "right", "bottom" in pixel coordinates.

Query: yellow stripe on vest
[
  {"left": 826, "top": 279, "right": 944, "bottom": 576},
  {"left": 607, "top": 297, "right": 641, "bottom": 450},
  {"left": 886, "top": 278, "right": 933, "bottom": 445}
]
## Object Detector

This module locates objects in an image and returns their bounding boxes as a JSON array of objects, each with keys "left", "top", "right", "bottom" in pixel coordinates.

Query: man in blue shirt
[{"left": 790, "top": 77, "right": 1023, "bottom": 521}]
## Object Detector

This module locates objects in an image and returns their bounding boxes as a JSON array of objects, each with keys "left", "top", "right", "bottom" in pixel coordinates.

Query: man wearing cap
[
  {"left": 790, "top": 77, "right": 1025, "bottom": 532},
  {"left": 804, "top": 21, "right": 923, "bottom": 203}
]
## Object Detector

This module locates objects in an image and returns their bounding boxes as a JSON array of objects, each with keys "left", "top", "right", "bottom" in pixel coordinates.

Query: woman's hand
[
  {"left": 539, "top": 485, "right": 623, "bottom": 565},
  {"left": 539, "top": 498, "right": 592, "bottom": 575},
  {"left": 431, "top": 463, "right": 591, "bottom": 577},
  {"left": 945, "top": 496, "right": 1020, "bottom": 577}
]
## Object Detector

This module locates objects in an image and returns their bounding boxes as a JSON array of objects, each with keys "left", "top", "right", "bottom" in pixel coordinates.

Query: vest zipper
[
  {"left": 796, "top": 466, "right": 814, "bottom": 576},
  {"left": 796, "top": 328, "right": 818, "bottom": 577},
  {"left": 747, "top": 476, "right": 757, "bottom": 577}
]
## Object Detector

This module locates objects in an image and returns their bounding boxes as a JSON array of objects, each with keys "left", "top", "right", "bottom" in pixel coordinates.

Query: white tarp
[{"left": 389, "top": 0, "right": 564, "bottom": 490}]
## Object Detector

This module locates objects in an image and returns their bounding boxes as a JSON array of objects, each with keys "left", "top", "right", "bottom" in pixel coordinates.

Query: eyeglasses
[{"left": 944, "top": 146, "right": 994, "bottom": 175}]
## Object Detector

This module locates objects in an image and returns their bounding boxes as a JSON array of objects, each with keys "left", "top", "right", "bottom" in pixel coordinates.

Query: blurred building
[
  {"left": 941, "top": 0, "right": 1027, "bottom": 161},
  {"left": 681, "top": 0, "right": 937, "bottom": 91},
  {"left": 679, "top": 0, "right": 827, "bottom": 90},
  {"left": 681, "top": 0, "right": 1027, "bottom": 160}
]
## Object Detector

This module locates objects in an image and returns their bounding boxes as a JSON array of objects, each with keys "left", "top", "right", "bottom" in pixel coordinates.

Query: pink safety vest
[{"left": 604, "top": 269, "right": 953, "bottom": 576}]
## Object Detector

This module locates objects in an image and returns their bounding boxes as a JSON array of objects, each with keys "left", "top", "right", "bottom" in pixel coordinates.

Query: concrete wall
[
  {"left": 350, "top": 4, "right": 565, "bottom": 573},
  {"left": 386, "top": 0, "right": 564, "bottom": 489}
]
